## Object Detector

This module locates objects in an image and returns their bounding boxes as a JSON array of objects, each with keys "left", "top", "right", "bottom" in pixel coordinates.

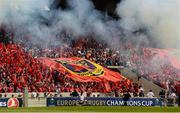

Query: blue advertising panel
[
  {"left": 0, "top": 98, "right": 23, "bottom": 108},
  {"left": 47, "top": 97, "right": 162, "bottom": 106}
]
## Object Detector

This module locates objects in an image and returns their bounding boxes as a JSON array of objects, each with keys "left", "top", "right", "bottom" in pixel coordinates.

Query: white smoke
[
  {"left": 1, "top": 0, "right": 179, "bottom": 50},
  {"left": 55, "top": 0, "right": 121, "bottom": 45},
  {"left": 0, "top": 0, "right": 122, "bottom": 48},
  {"left": 117, "top": 0, "right": 180, "bottom": 50},
  {"left": 0, "top": 0, "right": 51, "bottom": 25},
  {"left": 0, "top": 0, "right": 54, "bottom": 47}
]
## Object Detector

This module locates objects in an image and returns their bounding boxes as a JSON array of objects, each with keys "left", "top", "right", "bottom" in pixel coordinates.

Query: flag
[{"left": 39, "top": 57, "right": 129, "bottom": 91}]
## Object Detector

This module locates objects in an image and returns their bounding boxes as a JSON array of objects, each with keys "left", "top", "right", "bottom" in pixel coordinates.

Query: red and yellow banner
[{"left": 39, "top": 57, "right": 127, "bottom": 83}]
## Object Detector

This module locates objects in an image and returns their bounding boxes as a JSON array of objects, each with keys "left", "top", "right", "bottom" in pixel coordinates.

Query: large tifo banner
[
  {"left": 0, "top": 98, "right": 23, "bottom": 108},
  {"left": 39, "top": 57, "right": 131, "bottom": 92},
  {"left": 39, "top": 57, "right": 127, "bottom": 82},
  {"left": 47, "top": 97, "right": 162, "bottom": 106}
]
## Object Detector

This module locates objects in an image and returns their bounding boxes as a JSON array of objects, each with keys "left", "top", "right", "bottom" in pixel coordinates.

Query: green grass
[{"left": 0, "top": 106, "right": 179, "bottom": 112}]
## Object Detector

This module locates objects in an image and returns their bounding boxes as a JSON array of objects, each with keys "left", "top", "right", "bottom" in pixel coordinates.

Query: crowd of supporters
[
  {"left": 39, "top": 38, "right": 180, "bottom": 93},
  {"left": 0, "top": 27, "right": 179, "bottom": 94},
  {"left": 24, "top": 37, "right": 124, "bottom": 67},
  {"left": 0, "top": 43, "right": 135, "bottom": 94},
  {"left": 131, "top": 48, "right": 180, "bottom": 93},
  {"left": 0, "top": 43, "right": 53, "bottom": 92}
]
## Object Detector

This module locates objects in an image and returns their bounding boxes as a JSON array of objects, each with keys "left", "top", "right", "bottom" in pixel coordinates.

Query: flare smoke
[
  {"left": 117, "top": 0, "right": 180, "bottom": 50},
  {"left": 0, "top": 0, "right": 120, "bottom": 48},
  {"left": 0, "top": 0, "right": 179, "bottom": 50}
]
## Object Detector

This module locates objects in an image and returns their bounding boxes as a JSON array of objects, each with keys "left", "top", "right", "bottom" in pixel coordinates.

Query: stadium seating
[
  {"left": 0, "top": 34, "right": 179, "bottom": 95},
  {"left": 0, "top": 43, "right": 133, "bottom": 94}
]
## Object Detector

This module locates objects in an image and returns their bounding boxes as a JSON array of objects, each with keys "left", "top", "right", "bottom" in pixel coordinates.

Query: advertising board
[
  {"left": 47, "top": 97, "right": 162, "bottom": 106},
  {"left": 0, "top": 98, "right": 23, "bottom": 108}
]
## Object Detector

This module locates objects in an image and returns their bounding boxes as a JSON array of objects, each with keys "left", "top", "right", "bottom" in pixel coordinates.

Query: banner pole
[{"left": 23, "top": 87, "right": 28, "bottom": 108}]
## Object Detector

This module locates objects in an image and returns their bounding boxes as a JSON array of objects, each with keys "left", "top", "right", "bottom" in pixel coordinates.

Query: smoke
[
  {"left": 0, "top": 0, "right": 179, "bottom": 50},
  {"left": 0, "top": 0, "right": 123, "bottom": 48},
  {"left": 116, "top": 0, "right": 180, "bottom": 83},
  {"left": 116, "top": 0, "right": 180, "bottom": 50},
  {"left": 54, "top": 0, "right": 122, "bottom": 47},
  {"left": 0, "top": 0, "right": 53, "bottom": 46}
]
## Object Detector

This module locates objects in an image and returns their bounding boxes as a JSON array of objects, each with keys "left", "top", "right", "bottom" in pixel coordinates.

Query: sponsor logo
[
  {"left": 50, "top": 98, "right": 55, "bottom": 104},
  {"left": 0, "top": 102, "right": 6, "bottom": 107},
  {"left": 7, "top": 98, "right": 19, "bottom": 108}
]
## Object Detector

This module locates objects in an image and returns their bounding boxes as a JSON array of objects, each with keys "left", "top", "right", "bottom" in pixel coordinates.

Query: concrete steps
[{"left": 119, "top": 68, "right": 163, "bottom": 97}]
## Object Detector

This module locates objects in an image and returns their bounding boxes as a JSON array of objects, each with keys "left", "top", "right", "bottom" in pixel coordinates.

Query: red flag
[
  {"left": 39, "top": 57, "right": 130, "bottom": 92},
  {"left": 103, "top": 79, "right": 111, "bottom": 92}
]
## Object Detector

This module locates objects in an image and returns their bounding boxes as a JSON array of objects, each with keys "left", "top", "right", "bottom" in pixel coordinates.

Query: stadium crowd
[
  {"left": 0, "top": 43, "right": 134, "bottom": 95},
  {"left": 135, "top": 48, "right": 180, "bottom": 92},
  {"left": 0, "top": 27, "right": 179, "bottom": 95}
]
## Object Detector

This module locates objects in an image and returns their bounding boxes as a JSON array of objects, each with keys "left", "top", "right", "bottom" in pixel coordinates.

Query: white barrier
[{"left": 0, "top": 92, "right": 102, "bottom": 98}]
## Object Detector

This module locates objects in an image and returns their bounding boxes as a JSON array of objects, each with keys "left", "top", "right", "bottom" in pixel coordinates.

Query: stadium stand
[{"left": 0, "top": 28, "right": 179, "bottom": 106}]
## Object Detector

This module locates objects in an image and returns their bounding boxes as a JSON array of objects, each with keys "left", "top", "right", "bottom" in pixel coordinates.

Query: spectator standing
[
  {"left": 123, "top": 91, "right": 131, "bottom": 106},
  {"left": 159, "top": 90, "right": 165, "bottom": 98},
  {"left": 169, "top": 92, "right": 177, "bottom": 106},
  {"left": 139, "top": 90, "right": 145, "bottom": 97},
  {"left": 159, "top": 89, "right": 165, "bottom": 106},
  {"left": 147, "top": 90, "right": 154, "bottom": 98},
  {"left": 70, "top": 89, "right": 79, "bottom": 97},
  {"left": 79, "top": 91, "right": 86, "bottom": 105}
]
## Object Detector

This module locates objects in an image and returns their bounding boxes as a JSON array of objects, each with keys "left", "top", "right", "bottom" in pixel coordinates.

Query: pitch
[{"left": 0, "top": 106, "right": 179, "bottom": 112}]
